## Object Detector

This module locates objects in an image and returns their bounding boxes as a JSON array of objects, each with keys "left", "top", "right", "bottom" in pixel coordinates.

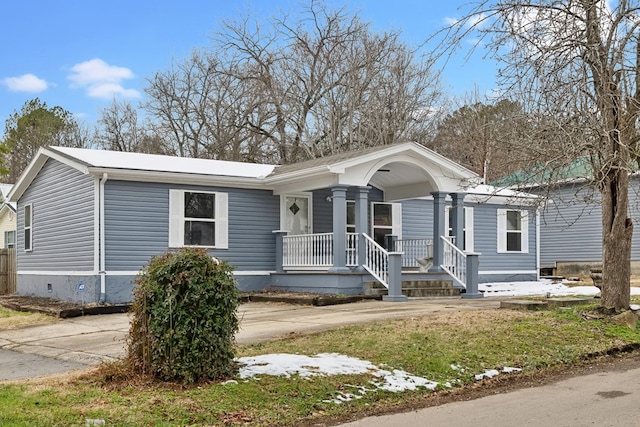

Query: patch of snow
[
  {"left": 237, "top": 353, "right": 439, "bottom": 402},
  {"left": 502, "top": 367, "right": 522, "bottom": 374},
  {"left": 475, "top": 369, "right": 500, "bottom": 381},
  {"left": 631, "top": 305, "right": 640, "bottom": 311},
  {"left": 478, "top": 278, "right": 640, "bottom": 298}
]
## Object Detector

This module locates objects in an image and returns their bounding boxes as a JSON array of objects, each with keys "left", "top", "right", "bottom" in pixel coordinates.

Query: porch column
[
  {"left": 355, "top": 186, "right": 370, "bottom": 270},
  {"left": 450, "top": 192, "right": 465, "bottom": 251},
  {"left": 330, "top": 185, "right": 350, "bottom": 272},
  {"left": 272, "top": 230, "right": 288, "bottom": 273},
  {"left": 461, "top": 252, "right": 483, "bottom": 299},
  {"left": 429, "top": 191, "right": 448, "bottom": 273}
]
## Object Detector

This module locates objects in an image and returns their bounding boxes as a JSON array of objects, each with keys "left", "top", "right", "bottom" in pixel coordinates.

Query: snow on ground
[
  {"left": 231, "top": 279, "right": 636, "bottom": 404},
  {"left": 235, "top": 353, "right": 520, "bottom": 404},
  {"left": 479, "top": 278, "right": 640, "bottom": 298}
]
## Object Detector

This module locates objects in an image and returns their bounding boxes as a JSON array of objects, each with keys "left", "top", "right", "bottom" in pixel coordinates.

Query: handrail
[
  {"left": 395, "top": 238, "right": 433, "bottom": 268},
  {"left": 362, "top": 233, "right": 389, "bottom": 288},
  {"left": 441, "top": 235, "right": 467, "bottom": 288}
]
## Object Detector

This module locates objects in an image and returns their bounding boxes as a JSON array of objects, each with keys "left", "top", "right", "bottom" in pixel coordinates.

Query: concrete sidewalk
[{"left": 0, "top": 298, "right": 500, "bottom": 381}]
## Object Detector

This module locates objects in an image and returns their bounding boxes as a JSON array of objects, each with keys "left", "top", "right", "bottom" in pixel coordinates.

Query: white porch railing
[
  {"left": 282, "top": 232, "right": 359, "bottom": 269},
  {"left": 283, "top": 233, "right": 333, "bottom": 268},
  {"left": 346, "top": 233, "right": 359, "bottom": 267},
  {"left": 441, "top": 235, "right": 467, "bottom": 288},
  {"left": 362, "top": 233, "right": 389, "bottom": 288},
  {"left": 395, "top": 238, "right": 433, "bottom": 268}
]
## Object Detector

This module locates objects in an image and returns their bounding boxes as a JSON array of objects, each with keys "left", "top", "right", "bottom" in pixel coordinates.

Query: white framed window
[
  {"left": 169, "top": 190, "right": 228, "bottom": 249},
  {"left": 5, "top": 230, "right": 15, "bottom": 249},
  {"left": 371, "top": 202, "right": 402, "bottom": 249},
  {"left": 24, "top": 204, "right": 32, "bottom": 252},
  {"left": 445, "top": 206, "right": 474, "bottom": 251},
  {"left": 497, "top": 209, "right": 529, "bottom": 253}
]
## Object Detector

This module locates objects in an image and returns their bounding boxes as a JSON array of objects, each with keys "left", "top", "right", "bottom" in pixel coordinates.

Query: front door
[{"left": 283, "top": 194, "right": 312, "bottom": 235}]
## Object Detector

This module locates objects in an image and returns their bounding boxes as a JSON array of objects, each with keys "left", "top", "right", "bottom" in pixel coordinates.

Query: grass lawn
[
  {"left": 0, "top": 305, "right": 54, "bottom": 330},
  {"left": 1, "top": 304, "right": 640, "bottom": 426}
]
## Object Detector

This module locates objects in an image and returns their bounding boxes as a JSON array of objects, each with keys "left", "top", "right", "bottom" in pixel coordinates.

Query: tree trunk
[{"left": 601, "top": 172, "right": 633, "bottom": 310}]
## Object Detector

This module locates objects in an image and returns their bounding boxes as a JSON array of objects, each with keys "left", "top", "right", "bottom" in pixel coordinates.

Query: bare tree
[
  {"left": 143, "top": 1, "right": 443, "bottom": 163},
  {"left": 430, "top": 96, "right": 533, "bottom": 182},
  {"left": 438, "top": 0, "right": 640, "bottom": 310},
  {"left": 95, "top": 99, "right": 170, "bottom": 154}
]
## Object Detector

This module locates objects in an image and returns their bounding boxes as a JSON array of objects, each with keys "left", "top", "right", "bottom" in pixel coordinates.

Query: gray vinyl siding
[
  {"left": 401, "top": 199, "right": 433, "bottom": 239},
  {"left": 17, "top": 158, "right": 95, "bottom": 271},
  {"left": 472, "top": 203, "right": 537, "bottom": 272},
  {"left": 539, "top": 179, "right": 640, "bottom": 266},
  {"left": 400, "top": 198, "right": 537, "bottom": 275},
  {"left": 312, "top": 187, "right": 384, "bottom": 233},
  {"left": 104, "top": 180, "right": 280, "bottom": 272}
]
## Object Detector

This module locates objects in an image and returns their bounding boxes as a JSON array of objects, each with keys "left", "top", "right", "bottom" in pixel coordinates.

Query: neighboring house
[
  {"left": 8, "top": 143, "right": 539, "bottom": 304},
  {"left": 0, "top": 183, "right": 16, "bottom": 249},
  {"left": 537, "top": 178, "right": 640, "bottom": 277}
]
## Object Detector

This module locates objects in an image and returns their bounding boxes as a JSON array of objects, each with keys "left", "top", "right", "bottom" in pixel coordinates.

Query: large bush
[{"left": 127, "top": 248, "right": 239, "bottom": 383}]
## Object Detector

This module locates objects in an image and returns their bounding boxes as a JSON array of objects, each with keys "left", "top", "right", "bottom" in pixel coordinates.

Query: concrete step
[{"left": 364, "top": 279, "right": 460, "bottom": 298}]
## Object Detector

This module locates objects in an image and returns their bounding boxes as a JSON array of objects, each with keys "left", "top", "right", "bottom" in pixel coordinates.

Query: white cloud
[
  {"left": 443, "top": 16, "right": 459, "bottom": 26},
  {"left": 2, "top": 73, "right": 48, "bottom": 93},
  {"left": 68, "top": 58, "right": 140, "bottom": 99}
]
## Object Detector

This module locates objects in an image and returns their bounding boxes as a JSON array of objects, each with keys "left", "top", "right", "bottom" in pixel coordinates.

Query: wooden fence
[{"left": 0, "top": 248, "right": 17, "bottom": 295}]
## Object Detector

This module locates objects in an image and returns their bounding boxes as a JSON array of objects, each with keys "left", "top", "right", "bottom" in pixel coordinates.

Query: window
[
  {"left": 497, "top": 209, "right": 528, "bottom": 253},
  {"left": 5, "top": 230, "right": 15, "bottom": 249},
  {"left": 346, "top": 201, "right": 355, "bottom": 233},
  {"left": 445, "top": 206, "right": 474, "bottom": 251},
  {"left": 169, "top": 190, "right": 228, "bottom": 249},
  {"left": 24, "top": 204, "right": 32, "bottom": 252},
  {"left": 371, "top": 202, "right": 402, "bottom": 249}
]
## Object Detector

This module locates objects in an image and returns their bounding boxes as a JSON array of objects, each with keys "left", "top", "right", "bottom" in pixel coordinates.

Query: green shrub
[{"left": 127, "top": 248, "right": 239, "bottom": 383}]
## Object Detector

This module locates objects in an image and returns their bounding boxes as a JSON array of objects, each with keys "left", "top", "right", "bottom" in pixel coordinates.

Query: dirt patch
[{"left": 0, "top": 295, "right": 129, "bottom": 318}]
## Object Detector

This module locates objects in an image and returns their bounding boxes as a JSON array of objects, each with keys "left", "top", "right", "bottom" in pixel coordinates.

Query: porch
[
  {"left": 271, "top": 229, "right": 481, "bottom": 301},
  {"left": 264, "top": 143, "right": 483, "bottom": 300}
]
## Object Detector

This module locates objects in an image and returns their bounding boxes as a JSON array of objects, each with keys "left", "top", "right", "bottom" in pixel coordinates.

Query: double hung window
[{"left": 169, "top": 190, "right": 228, "bottom": 248}]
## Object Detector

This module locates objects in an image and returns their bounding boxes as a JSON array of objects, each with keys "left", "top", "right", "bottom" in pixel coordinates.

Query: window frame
[
  {"left": 497, "top": 208, "right": 529, "bottom": 253},
  {"left": 5, "top": 230, "right": 15, "bottom": 249},
  {"left": 24, "top": 203, "right": 32, "bottom": 252},
  {"left": 445, "top": 206, "right": 474, "bottom": 252},
  {"left": 169, "top": 190, "right": 228, "bottom": 249},
  {"left": 371, "top": 202, "right": 402, "bottom": 249}
]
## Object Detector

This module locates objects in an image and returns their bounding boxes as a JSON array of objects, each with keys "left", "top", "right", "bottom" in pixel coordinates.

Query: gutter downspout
[{"left": 99, "top": 173, "right": 108, "bottom": 304}]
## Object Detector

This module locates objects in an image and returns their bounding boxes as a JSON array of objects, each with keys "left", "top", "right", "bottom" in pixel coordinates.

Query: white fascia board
[
  {"left": 263, "top": 165, "right": 333, "bottom": 185},
  {"left": 87, "top": 167, "right": 270, "bottom": 189},
  {"left": 328, "top": 142, "right": 479, "bottom": 181},
  {"left": 9, "top": 147, "right": 91, "bottom": 202}
]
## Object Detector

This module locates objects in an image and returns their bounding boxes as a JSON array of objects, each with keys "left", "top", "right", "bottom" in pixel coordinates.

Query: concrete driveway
[{"left": 0, "top": 298, "right": 499, "bottom": 381}]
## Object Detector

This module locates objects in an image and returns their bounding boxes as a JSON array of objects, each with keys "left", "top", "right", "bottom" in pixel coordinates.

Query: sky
[{"left": 0, "top": 0, "right": 495, "bottom": 129}]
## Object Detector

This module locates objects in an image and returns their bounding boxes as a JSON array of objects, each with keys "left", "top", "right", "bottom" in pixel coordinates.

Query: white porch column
[
  {"left": 429, "top": 191, "right": 448, "bottom": 272},
  {"left": 330, "top": 185, "right": 350, "bottom": 271},
  {"left": 450, "top": 192, "right": 465, "bottom": 251},
  {"left": 355, "top": 186, "right": 370, "bottom": 269}
]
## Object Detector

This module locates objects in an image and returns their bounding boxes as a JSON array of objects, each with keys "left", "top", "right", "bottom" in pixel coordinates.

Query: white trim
[
  {"left": 19, "top": 270, "right": 277, "bottom": 276},
  {"left": 18, "top": 270, "right": 98, "bottom": 275},
  {"left": 536, "top": 208, "right": 540, "bottom": 281},
  {"left": 281, "top": 192, "right": 313, "bottom": 234},
  {"left": 93, "top": 176, "right": 100, "bottom": 272},
  {"left": 23, "top": 203, "right": 32, "bottom": 252},
  {"left": 497, "top": 208, "right": 529, "bottom": 254},
  {"left": 478, "top": 270, "right": 538, "bottom": 275},
  {"left": 169, "top": 189, "right": 229, "bottom": 248}
]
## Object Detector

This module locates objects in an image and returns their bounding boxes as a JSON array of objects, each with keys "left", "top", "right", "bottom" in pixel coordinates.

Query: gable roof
[{"left": 10, "top": 142, "right": 480, "bottom": 202}]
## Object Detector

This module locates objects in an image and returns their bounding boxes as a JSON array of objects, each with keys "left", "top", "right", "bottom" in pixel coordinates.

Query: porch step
[{"left": 365, "top": 279, "right": 460, "bottom": 298}]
